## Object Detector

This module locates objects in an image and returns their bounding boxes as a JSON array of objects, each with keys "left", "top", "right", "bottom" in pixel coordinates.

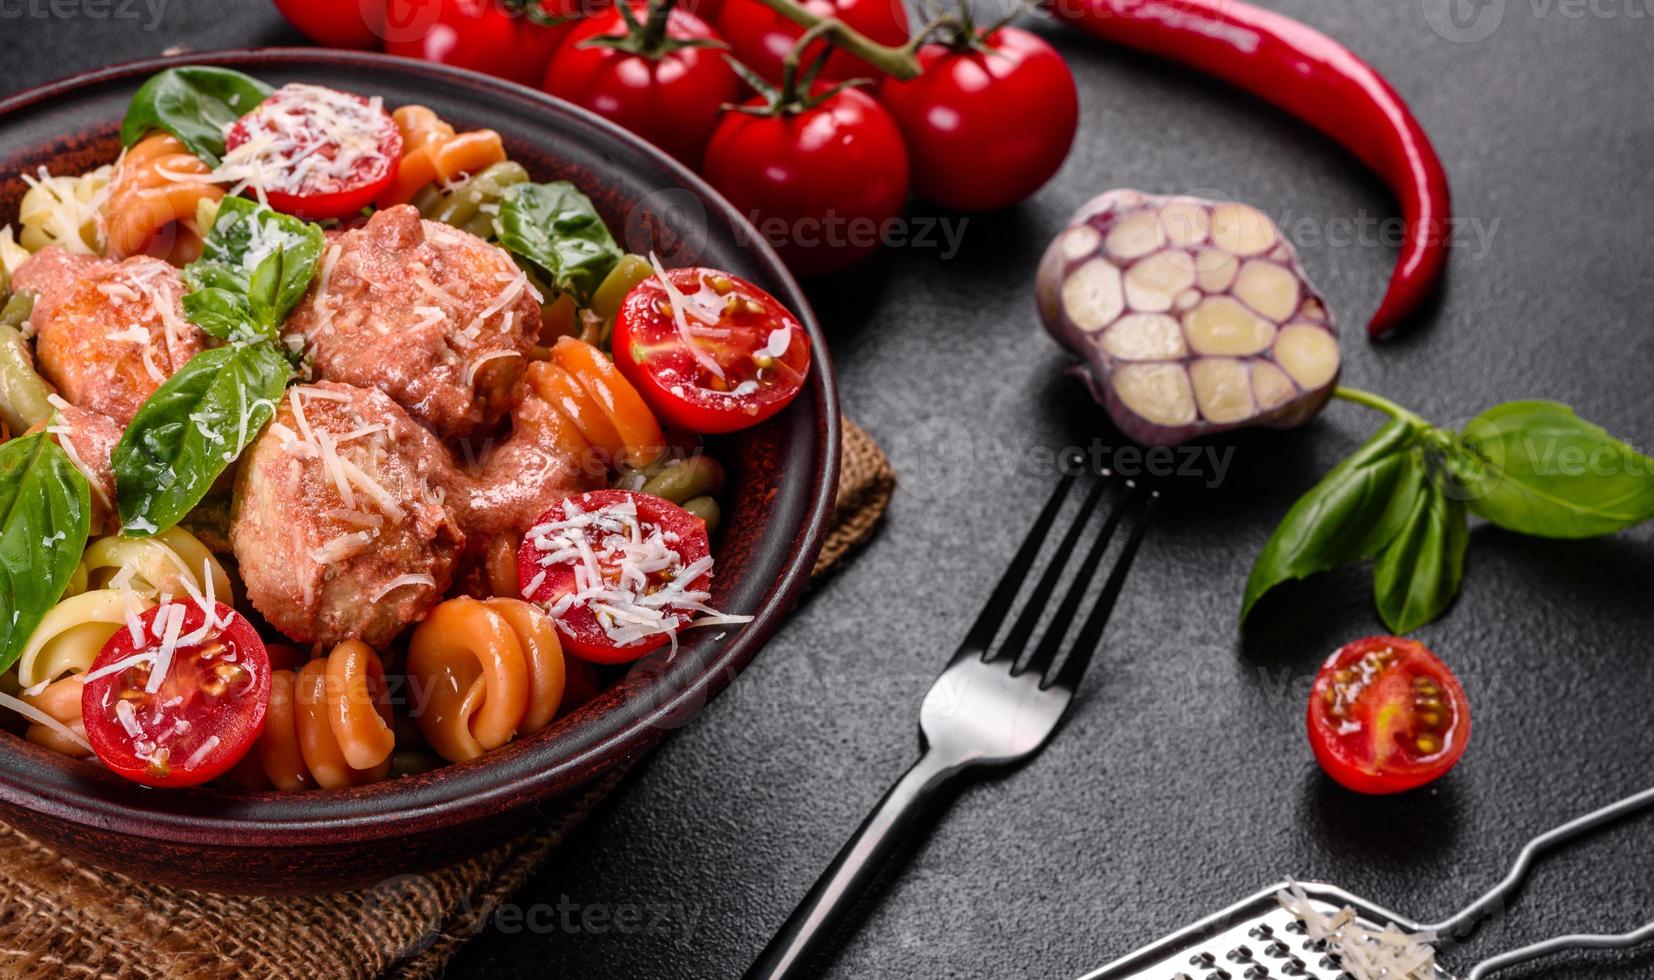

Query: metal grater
[{"left": 1079, "top": 787, "right": 1654, "bottom": 980}]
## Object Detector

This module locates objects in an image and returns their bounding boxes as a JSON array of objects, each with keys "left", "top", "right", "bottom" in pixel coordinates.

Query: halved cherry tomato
[
  {"left": 224, "top": 84, "right": 403, "bottom": 221},
  {"left": 81, "top": 601, "right": 271, "bottom": 788},
  {"left": 715, "top": 0, "right": 911, "bottom": 86},
  {"left": 518, "top": 489, "right": 713, "bottom": 663},
  {"left": 612, "top": 267, "right": 810, "bottom": 433},
  {"left": 1308, "top": 636, "right": 1471, "bottom": 795}
]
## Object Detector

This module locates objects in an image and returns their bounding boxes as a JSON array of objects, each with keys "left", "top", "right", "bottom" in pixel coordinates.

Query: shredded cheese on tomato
[
  {"left": 524, "top": 495, "right": 750, "bottom": 649},
  {"left": 648, "top": 252, "right": 726, "bottom": 383},
  {"left": 210, "top": 85, "right": 392, "bottom": 198}
]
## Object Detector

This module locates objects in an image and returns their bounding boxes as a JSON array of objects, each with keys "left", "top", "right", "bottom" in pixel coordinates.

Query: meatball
[
  {"left": 11, "top": 247, "right": 207, "bottom": 426},
  {"left": 43, "top": 399, "right": 122, "bottom": 532},
  {"left": 284, "top": 206, "right": 540, "bottom": 441},
  {"left": 231, "top": 382, "right": 464, "bottom": 648},
  {"left": 452, "top": 360, "right": 602, "bottom": 550}
]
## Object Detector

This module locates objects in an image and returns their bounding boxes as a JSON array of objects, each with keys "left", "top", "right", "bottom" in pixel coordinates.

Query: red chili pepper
[{"left": 1041, "top": 0, "right": 1451, "bottom": 340}]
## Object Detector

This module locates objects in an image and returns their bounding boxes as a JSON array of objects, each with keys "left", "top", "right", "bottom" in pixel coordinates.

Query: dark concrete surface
[{"left": 3, "top": 2, "right": 1652, "bottom": 977}]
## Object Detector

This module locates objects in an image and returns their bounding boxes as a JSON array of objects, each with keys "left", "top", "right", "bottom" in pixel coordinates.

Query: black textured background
[{"left": 3, "top": 2, "right": 1652, "bottom": 977}]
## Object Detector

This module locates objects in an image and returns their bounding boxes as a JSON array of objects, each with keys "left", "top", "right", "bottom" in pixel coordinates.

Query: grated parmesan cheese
[
  {"left": 369, "top": 573, "right": 436, "bottom": 603},
  {"left": 1276, "top": 884, "right": 1438, "bottom": 980}
]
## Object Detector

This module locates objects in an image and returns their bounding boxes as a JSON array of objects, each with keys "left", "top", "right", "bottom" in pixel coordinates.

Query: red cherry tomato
[
  {"left": 81, "top": 602, "right": 271, "bottom": 788},
  {"left": 541, "top": 3, "right": 738, "bottom": 166},
  {"left": 518, "top": 490, "right": 714, "bottom": 664},
  {"left": 702, "top": 86, "right": 908, "bottom": 276},
  {"left": 1308, "top": 636, "right": 1471, "bottom": 795},
  {"left": 879, "top": 27, "right": 1078, "bottom": 212},
  {"left": 273, "top": 0, "right": 386, "bottom": 49},
  {"left": 613, "top": 267, "right": 809, "bottom": 433},
  {"left": 383, "top": 0, "right": 579, "bottom": 86},
  {"left": 716, "top": 0, "right": 910, "bottom": 86},
  {"left": 224, "top": 84, "right": 403, "bottom": 221}
]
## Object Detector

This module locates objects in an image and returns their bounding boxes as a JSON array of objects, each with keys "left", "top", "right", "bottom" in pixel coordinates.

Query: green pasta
[
  {"left": 414, "top": 161, "right": 530, "bottom": 235},
  {"left": 0, "top": 320, "right": 55, "bottom": 433}
]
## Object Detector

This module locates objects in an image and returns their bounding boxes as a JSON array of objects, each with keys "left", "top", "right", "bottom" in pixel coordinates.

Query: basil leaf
[
  {"left": 182, "top": 197, "right": 325, "bottom": 343},
  {"left": 0, "top": 433, "right": 91, "bottom": 672},
  {"left": 1454, "top": 400, "right": 1654, "bottom": 538},
  {"left": 1373, "top": 461, "right": 1468, "bottom": 634},
  {"left": 113, "top": 344, "right": 292, "bottom": 536},
  {"left": 1240, "top": 421, "right": 1426, "bottom": 628},
  {"left": 495, "top": 181, "right": 621, "bottom": 304},
  {"left": 119, "top": 66, "right": 272, "bottom": 167}
]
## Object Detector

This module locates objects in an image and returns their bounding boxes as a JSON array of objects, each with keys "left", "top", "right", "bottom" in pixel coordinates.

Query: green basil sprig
[
  {"left": 120, "top": 66, "right": 272, "bottom": 167},
  {"left": 113, "top": 344, "right": 291, "bottom": 537},
  {"left": 1243, "top": 387, "right": 1654, "bottom": 634},
  {"left": 182, "top": 197, "right": 325, "bottom": 343},
  {"left": 495, "top": 181, "right": 622, "bottom": 304},
  {"left": 0, "top": 433, "right": 91, "bottom": 672},
  {"left": 114, "top": 200, "right": 324, "bottom": 537}
]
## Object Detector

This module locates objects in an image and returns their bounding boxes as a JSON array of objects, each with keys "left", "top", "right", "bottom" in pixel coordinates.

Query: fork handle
[{"left": 745, "top": 749, "right": 962, "bottom": 980}]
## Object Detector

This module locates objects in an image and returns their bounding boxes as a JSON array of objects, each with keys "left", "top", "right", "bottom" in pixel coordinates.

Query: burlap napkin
[{"left": 0, "top": 420, "right": 894, "bottom": 980}]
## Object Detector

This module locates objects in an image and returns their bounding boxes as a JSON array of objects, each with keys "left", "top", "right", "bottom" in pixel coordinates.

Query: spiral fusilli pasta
[
  {"left": 228, "top": 640, "right": 395, "bottom": 791},
  {"left": 15, "top": 589, "right": 153, "bottom": 689},
  {"left": 17, "top": 674, "right": 91, "bottom": 759},
  {"left": 529, "top": 337, "right": 666, "bottom": 470},
  {"left": 406, "top": 597, "right": 566, "bottom": 763},
  {"left": 413, "top": 160, "right": 528, "bottom": 240},
  {"left": 17, "top": 164, "right": 112, "bottom": 255},
  {"left": 104, "top": 133, "right": 224, "bottom": 263},
  {"left": 379, "top": 105, "right": 507, "bottom": 208},
  {"left": 81, "top": 527, "right": 232, "bottom": 603}
]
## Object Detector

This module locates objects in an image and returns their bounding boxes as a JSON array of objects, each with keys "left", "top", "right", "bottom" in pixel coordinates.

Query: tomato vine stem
[{"left": 748, "top": 0, "right": 924, "bottom": 78}]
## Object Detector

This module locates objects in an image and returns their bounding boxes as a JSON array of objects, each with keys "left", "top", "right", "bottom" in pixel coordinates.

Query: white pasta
[
  {"left": 17, "top": 164, "right": 113, "bottom": 255},
  {"left": 15, "top": 589, "right": 156, "bottom": 689}
]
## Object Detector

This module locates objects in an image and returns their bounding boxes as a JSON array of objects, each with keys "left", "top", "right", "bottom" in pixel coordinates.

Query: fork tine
[
  {"left": 1046, "top": 488, "right": 1156, "bottom": 692},
  {"left": 1017, "top": 480, "right": 1135, "bottom": 680},
  {"left": 988, "top": 475, "right": 1110, "bottom": 665},
  {"left": 954, "top": 465, "right": 1078, "bottom": 658}
]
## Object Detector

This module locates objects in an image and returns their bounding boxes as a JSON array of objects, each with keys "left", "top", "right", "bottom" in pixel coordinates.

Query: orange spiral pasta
[
  {"left": 406, "top": 597, "right": 566, "bottom": 763},
  {"left": 528, "top": 337, "right": 666, "bottom": 470},
  {"left": 104, "top": 133, "right": 225, "bottom": 264},
  {"left": 378, "top": 105, "right": 507, "bottom": 208},
  {"left": 17, "top": 674, "right": 91, "bottom": 759},
  {"left": 227, "top": 640, "right": 395, "bottom": 791}
]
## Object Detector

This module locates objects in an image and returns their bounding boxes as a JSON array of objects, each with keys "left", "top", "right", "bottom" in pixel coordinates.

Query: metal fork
[{"left": 746, "top": 467, "right": 1157, "bottom": 980}]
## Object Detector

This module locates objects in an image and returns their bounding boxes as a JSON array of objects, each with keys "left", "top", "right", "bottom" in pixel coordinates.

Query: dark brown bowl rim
[{"left": 0, "top": 49, "right": 841, "bottom": 847}]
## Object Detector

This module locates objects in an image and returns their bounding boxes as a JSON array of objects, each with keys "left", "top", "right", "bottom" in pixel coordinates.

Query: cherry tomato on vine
[
  {"left": 224, "top": 84, "right": 404, "bottom": 221},
  {"left": 542, "top": 2, "right": 738, "bottom": 166},
  {"left": 702, "top": 85, "right": 908, "bottom": 276},
  {"left": 715, "top": 0, "right": 911, "bottom": 85},
  {"left": 880, "top": 26, "right": 1078, "bottom": 212},
  {"left": 613, "top": 266, "right": 810, "bottom": 432},
  {"left": 384, "top": 0, "right": 580, "bottom": 86},
  {"left": 274, "top": 0, "right": 385, "bottom": 49},
  {"left": 1307, "top": 636, "right": 1472, "bottom": 795},
  {"left": 81, "top": 602, "right": 271, "bottom": 788},
  {"left": 518, "top": 490, "right": 714, "bottom": 663}
]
